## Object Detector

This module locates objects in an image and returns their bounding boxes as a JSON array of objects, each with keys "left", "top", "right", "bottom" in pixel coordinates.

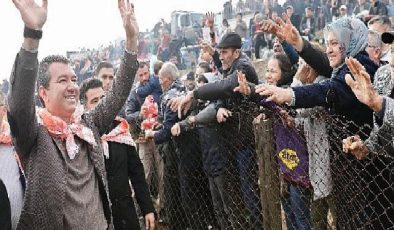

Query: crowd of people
[{"left": 0, "top": 0, "right": 394, "bottom": 230}]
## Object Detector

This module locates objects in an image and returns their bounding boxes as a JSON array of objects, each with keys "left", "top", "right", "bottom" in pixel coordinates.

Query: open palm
[
  {"left": 345, "top": 57, "right": 381, "bottom": 111},
  {"left": 275, "top": 13, "right": 303, "bottom": 50},
  {"left": 12, "top": 0, "right": 48, "bottom": 30},
  {"left": 118, "top": 0, "right": 139, "bottom": 38},
  {"left": 205, "top": 12, "right": 215, "bottom": 28}
]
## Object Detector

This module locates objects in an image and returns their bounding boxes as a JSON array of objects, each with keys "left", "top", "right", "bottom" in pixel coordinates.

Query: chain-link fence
[{"left": 135, "top": 98, "right": 394, "bottom": 230}]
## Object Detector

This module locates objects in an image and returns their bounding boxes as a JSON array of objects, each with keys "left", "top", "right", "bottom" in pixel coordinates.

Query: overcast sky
[{"left": 0, "top": 0, "right": 228, "bottom": 80}]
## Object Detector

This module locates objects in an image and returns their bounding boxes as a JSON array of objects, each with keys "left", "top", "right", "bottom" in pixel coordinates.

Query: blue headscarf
[{"left": 324, "top": 17, "right": 368, "bottom": 59}]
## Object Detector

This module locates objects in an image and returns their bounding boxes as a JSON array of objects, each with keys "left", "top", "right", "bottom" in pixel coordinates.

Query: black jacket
[
  {"left": 105, "top": 121, "right": 154, "bottom": 230},
  {"left": 194, "top": 52, "right": 258, "bottom": 100},
  {"left": 193, "top": 53, "right": 259, "bottom": 150}
]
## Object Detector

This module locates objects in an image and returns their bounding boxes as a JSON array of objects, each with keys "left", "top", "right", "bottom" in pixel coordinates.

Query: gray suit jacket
[{"left": 7, "top": 48, "right": 138, "bottom": 230}]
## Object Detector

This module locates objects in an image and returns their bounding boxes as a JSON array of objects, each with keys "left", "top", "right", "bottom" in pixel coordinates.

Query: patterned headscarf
[{"left": 324, "top": 17, "right": 368, "bottom": 62}]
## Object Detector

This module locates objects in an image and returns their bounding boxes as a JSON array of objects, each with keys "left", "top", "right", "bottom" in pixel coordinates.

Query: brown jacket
[{"left": 7, "top": 48, "right": 138, "bottom": 230}]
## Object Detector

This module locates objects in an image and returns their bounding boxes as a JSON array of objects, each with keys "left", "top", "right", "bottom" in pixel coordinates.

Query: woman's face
[
  {"left": 326, "top": 31, "right": 345, "bottom": 68},
  {"left": 265, "top": 58, "right": 282, "bottom": 85}
]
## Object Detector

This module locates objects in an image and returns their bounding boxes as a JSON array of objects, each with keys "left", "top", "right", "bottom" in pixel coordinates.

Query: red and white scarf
[
  {"left": 0, "top": 121, "right": 24, "bottom": 174},
  {"left": 37, "top": 106, "right": 96, "bottom": 160},
  {"left": 101, "top": 117, "right": 136, "bottom": 159}
]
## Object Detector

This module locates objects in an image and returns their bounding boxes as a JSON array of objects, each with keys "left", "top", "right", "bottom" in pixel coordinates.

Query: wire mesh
[{"left": 135, "top": 98, "right": 394, "bottom": 230}]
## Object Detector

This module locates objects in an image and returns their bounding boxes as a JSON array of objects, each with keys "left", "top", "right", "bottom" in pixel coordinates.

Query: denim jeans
[{"left": 281, "top": 182, "right": 312, "bottom": 230}]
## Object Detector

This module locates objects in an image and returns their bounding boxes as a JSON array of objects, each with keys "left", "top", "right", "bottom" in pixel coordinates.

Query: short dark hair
[
  {"left": 270, "top": 53, "right": 296, "bottom": 87},
  {"left": 138, "top": 61, "right": 149, "bottom": 72},
  {"left": 37, "top": 55, "right": 70, "bottom": 107},
  {"left": 38, "top": 55, "right": 70, "bottom": 90},
  {"left": 94, "top": 61, "right": 114, "bottom": 77},
  {"left": 79, "top": 78, "right": 103, "bottom": 105},
  {"left": 197, "top": 75, "right": 209, "bottom": 84},
  {"left": 153, "top": 60, "right": 163, "bottom": 75},
  {"left": 198, "top": 62, "right": 212, "bottom": 73}
]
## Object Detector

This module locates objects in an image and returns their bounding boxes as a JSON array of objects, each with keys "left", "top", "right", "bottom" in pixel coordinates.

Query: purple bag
[
  {"left": 274, "top": 121, "right": 310, "bottom": 188},
  {"left": 261, "top": 100, "right": 311, "bottom": 188}
]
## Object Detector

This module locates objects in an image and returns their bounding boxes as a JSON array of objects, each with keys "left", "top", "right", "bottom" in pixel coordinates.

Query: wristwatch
[{"left": 24, "top": 26, "right": 43, "bottom": 40}]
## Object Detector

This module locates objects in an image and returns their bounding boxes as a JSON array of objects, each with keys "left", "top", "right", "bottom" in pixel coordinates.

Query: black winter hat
[
  {"left": 217, "top": 32, "right": 242, "bottom": 49},
  {"left": 382, "top": 31, "right": 394, "bottom": 44}
]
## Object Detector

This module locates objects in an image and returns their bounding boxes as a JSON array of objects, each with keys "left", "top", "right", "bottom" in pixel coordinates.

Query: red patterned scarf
[
  {"left": 101, "top": 117, "right": 136, "bottom": 159},
  {"left": 37, "top": 106, "right": 96, "bottom": 160}
]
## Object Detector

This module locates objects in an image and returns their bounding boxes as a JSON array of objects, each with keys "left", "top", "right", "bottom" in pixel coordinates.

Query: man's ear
[
  {"left": 38, "top": 85, "right": 48, "bottom": 106},
  {"left": 235, "top": 49, "right": 241, "bottom": 58}
]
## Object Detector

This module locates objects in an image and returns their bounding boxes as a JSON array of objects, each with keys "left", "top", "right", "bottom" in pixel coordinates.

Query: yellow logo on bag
[{"left": 278, "top": 149, "right": 300, "bottom": 170}]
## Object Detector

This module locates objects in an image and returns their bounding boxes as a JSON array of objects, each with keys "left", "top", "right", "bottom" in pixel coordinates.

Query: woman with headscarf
[{"left": 238, "top": 16, "right": 380, "bottom": 228}]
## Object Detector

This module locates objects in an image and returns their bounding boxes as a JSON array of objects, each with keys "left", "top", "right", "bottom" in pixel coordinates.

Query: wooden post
[{"left": 254, "top": 116, "right": 282, "bottom": 230}]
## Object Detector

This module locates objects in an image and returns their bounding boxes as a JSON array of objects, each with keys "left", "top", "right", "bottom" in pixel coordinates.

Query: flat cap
[{"left": 217, "top": 32, "right": 242, "bottom": 49}]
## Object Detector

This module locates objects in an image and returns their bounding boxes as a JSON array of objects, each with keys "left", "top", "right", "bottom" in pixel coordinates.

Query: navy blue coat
[
  {"left": 292, "top": 39, "right": 379, "bottom": 137},
  {"left": 136, "top": 75, "right": 163, "bottom": 104},
  {"left": 154, "top": 81, "right": 186, "bottom": 144}
]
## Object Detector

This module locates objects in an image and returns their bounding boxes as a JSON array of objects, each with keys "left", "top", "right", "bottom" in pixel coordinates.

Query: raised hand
[
  {"left": 260, "top": 19, "right": 280, "bottom": 38},
  {"left": 275, "top": 13, "right": 303, "bottom": 51},
  {"left": 294, "top": 60, "right": 313, "bottom": 84},
  {"left": 205, "top": 12, "right": 215, "bottom": 29},
  {"left": 118, "top": 0, "right": 139, "bottom": 50},
  {"left": 12, "top": 0, "right": 48, "bottom": 30},
  {"left": 233, "top": 70, "right": 251, "bottom": 95},
  {"left": 199, "top": 40, "right": 215, "bottom": 56},
  {"left": 345, "top": 57, "right": 383, "bottom": 112}
]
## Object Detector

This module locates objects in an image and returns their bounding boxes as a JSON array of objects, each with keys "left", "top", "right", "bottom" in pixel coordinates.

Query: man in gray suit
[{"left": 8, "top": 0, "right": 139, "bottom": 229}]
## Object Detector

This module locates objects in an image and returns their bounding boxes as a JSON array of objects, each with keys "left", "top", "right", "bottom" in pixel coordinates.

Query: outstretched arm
[
  {"left": 91, "top": 0, "right": 139, "bottom": 135},
  {"left": 8, "top": 0, "right": 48, "bottom": 159}
]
